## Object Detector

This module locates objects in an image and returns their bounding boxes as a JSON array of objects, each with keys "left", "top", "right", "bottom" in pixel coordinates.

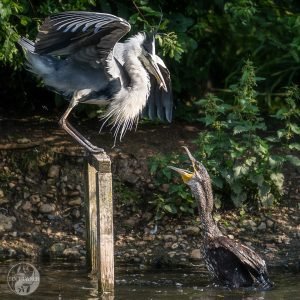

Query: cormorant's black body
[
  {"left": 169, "top": 147, "right": 274, "bottom": 289},
  {"left": 203, "top": 236, "right": 273, "bottom": 289}
]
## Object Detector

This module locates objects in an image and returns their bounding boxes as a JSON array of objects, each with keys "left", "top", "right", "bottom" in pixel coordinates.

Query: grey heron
[
  {"left": 19, "top": 11, "right": 172, "bottom": 152},
  {"left": 168, "top": 147, "right": 273, "bottom": 289}
]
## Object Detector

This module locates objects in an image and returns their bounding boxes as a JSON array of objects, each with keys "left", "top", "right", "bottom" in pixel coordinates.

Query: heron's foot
[{"left": 88, "top": 146, "right": 105, "bottom": 154}]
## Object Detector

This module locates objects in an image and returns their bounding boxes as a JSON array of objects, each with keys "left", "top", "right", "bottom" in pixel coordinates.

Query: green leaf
[
  {"left": 214, "top": 196, "right": 222, "bottom": 209},
  {"left": 162, "top": 168, "right": 172, "bottom": 180},
  {"left": 197, "top": 99, "right": 208, "bottom": 106},
  {"left": 163, "top": 204, "right": 177, "bottom": 214},
  {"left": 233, "top": 125, "right": 249, "bottom": 135},
  {"left": 285, "top": 155, "right": 300, "bottom": 166},
  {"left": 20, "top": 16, "right": 29, "bottom": 26},
  {"left": 261, "top": 193, "right": 275, "bottom": 207},
  {"left": 268, "top": 157, "right": 277, "bottom": 167},
  {"left": 277, "top": 129, "right": 286, "bottom": 139},
  {"left": 288, "top": 143, "right": 300, "bottom": 151},
  {"left": 270, "top": 172, "right": 284, "bottom": 189},
  {"left": 212, "top": 176, "right": 224, "bottom": 189},
  {"left": 149, "top": 162, "right": 158, "bottom": 175},
  {"left": 255, "top": 76, "right": 265, "bottom": 81},
  {"left": 245, "top": 157, "right": 256, "bottom": 166},
  {"left": 231, "top": 182, "right": 242, "bottom": 194},
  {"left": 233, "top": 164, "right": 248, "bottom": 177},
  {"left": 179, "top": 205, "right": 187, "bottom": 212},
  {"left": 290, "top": 123, "right": 300, "bottom": 135},
  {"left": 265, "top": 136, "right": 279, "bottom": 143},
  {"left": 250, "top": 174, "right": 264, "bottom": 186},
  {"left": 231, "top": 192, "right": 247, "bottom": 207},
  {"left": 202, "top": 115, "right": 216, "bottom": 126},
  {"left": 259, "top": 184, "right": 271, "bottom": 197},
  {"left": 233, "top": 165, "right": 243, "bottom": 177},
  {"left": 139, "top": 6, "right": 162, "bottom": 17}
]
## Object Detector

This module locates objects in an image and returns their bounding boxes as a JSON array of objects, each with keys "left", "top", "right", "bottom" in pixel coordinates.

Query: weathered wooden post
[{"left": 84, "top": 151, "right": 114, "bottom": 294}]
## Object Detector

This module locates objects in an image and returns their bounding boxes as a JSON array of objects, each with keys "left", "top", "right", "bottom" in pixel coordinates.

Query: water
[{"left": 0, "top": 262, "right": 299, "bottom": 299}]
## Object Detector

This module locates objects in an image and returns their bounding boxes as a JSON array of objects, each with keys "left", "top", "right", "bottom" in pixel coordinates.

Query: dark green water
[{"left": 0, "top": 262, "right": 299, "bottom": 299}]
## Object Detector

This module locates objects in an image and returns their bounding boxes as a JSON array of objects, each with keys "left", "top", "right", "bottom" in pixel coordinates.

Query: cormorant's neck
[{"left": 191, "top": 183, "right": 222, "bottom": 238}]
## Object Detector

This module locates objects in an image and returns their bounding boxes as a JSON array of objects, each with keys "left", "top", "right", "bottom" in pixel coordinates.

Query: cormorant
[{"left": 168, "top": 147, "right": 274, "bottom": 289}]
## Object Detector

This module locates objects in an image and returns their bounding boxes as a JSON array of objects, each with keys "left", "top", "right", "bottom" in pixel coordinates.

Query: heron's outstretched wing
[
  {"left": 34, "top": 11, "right": 130, "bottom": 66},
  {"left": 143, "top": 55, "right": 173, "bottom": 122}
]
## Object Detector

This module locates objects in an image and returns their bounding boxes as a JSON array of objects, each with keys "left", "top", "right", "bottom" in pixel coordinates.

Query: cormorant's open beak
[
  {"left": 182, "top": 146, "right": 197, "bottom": 169},
  {"left": 167, "top": 166, "right": 193, "bottom": 183},
  {"left": 141, "top": 53, "right": 168, "bottom": 92},
  {"left": 168, "top": 147, "right": 197, "bottom": 183}
]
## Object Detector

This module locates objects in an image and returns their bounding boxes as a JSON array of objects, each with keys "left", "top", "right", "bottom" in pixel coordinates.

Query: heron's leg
[{"left": 59, "top": 94, "right": 104, "bottom": 153}]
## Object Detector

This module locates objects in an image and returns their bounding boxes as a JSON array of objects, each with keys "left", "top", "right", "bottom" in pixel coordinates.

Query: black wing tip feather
[
  {"left": 35, "top": 11, "right": 131, "bottom": 56},
  {"left": 144, "top": 60, "right": 173, "bottom": 123},
  {"left": 48, "top": 11, "right": 131, "bottom": 28}
]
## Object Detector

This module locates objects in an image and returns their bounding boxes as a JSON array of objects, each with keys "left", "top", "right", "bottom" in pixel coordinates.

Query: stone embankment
[{"left": 0, "top": 124, "right": 299, "bottom": 271}]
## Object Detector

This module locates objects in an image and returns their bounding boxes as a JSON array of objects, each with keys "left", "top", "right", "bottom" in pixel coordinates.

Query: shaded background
[
  {"left": 0, "top": 0, "right": 300, "bottom": 211},
  {"left": 1, "top": 0, "right": 300, "bottom": 116}
]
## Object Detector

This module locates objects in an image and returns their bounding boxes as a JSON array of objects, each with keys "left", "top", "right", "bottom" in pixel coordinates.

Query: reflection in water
[{"left": 0, "top": 262, "right": 299, "bottom": 299}]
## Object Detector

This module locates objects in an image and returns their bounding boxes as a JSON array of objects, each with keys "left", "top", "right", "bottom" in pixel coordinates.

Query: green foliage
[
  {"left": 195, "top": 60, "right": 300, "bottom": 208},
  {"left": 2, "top": 0, "right": 300, "bottom": 115},
  {"left": 0, "top": 0, "right": 98, "bottom": 67},
  {"left": 114, "top": 180, "right": 142, "bottom": 211},
  {"left": 0, "top": 0, "right": 27, "bottom": 67},
  {"left": 148, "top": 154, "right": 196, "bottom": 219},
  {"left": 148, "top": 60, "right": 300, "bottom": 216}
]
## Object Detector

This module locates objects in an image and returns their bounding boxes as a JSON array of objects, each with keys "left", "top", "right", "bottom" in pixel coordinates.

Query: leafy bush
[
  {"left": 149, "top": 60, "right": 300, "bottom": 216},
  {"left": 148, "top": 154, "right": 196, "bottom": 219},
  {"left": 2, "top": 0, "right": 300, "bottom": 113}
]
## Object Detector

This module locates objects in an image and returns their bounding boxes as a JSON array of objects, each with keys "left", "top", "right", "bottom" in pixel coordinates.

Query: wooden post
[{"left": 85, "top": 152, "right": 114, "bottom": 294}]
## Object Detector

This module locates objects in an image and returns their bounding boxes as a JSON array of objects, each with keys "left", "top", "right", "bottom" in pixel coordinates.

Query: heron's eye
[{"left": 142, "top": 48, "right": 149, "bottom": 57}]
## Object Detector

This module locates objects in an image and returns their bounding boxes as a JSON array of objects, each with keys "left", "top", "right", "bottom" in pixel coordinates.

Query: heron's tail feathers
[
  {"left": 18, "top": 37, "right": 57, "bottom": 77},
  {"left": 18, "top": 37, "right": 35, "bottom": 53}
]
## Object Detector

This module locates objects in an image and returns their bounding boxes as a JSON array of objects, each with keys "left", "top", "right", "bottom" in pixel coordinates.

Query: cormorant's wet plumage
[{"left": 169, "top": 147, "right": 274, "bottom": 289}]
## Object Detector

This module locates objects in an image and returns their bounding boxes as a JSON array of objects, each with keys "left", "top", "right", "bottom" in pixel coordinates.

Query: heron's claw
[{"left": 89, "top": 147, "right": 105, "bottom": 154}]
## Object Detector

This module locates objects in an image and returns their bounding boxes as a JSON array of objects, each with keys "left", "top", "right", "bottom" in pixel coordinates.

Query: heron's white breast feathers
[{"left": 102, "top": 49, "right": 150, "bottom": 142}]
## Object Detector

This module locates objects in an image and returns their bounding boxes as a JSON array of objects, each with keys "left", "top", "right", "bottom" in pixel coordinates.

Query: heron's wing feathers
[
  {"left": 34, "top": 11, "right": 131, "bottom": 63},
  {"left": 143, "top": 55, "right": 173, "bottom": 122}
]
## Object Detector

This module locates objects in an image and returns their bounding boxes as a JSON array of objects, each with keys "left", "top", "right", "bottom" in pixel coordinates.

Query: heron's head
[
  {"left": 168, "top": 147, "right": 206, "bottom": 187},
  {"left": 128, "top": 33, "right": 167, "bottom": 91}
]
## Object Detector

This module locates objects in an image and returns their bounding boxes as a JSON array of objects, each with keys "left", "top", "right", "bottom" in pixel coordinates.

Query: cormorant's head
[
  {"left": 168, "top": 147, "right": 215, "bottom": 215},
  {"left": 168, "top": 147, "right": 208, "bottom": 186},
  {"left": 132, "top": 32, "right": 167, "bottom": 91}
]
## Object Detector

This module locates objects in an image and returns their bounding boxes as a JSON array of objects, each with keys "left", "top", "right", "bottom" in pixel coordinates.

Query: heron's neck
[
  {"left": 120, "top": 32, "right": 150, "bottom": 102},
  {"left": 115, "top": 53, "right": 150, "bottom": 125}
]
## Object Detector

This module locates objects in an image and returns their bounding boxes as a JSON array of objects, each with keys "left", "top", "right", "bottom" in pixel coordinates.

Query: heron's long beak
[
  {"left": 167, "top": 147, "right": 197, "bottom": 183},
  {"left": 142, "top": 53, "right": 168, "bottom": 92}
]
